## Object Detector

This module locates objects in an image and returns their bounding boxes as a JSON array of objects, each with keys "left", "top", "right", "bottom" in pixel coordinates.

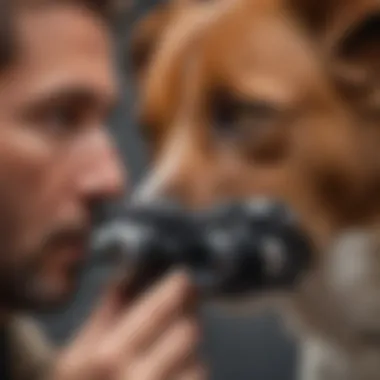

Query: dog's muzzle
[{"left": 92, "top": 198, "right": 314, "bottom": 299}]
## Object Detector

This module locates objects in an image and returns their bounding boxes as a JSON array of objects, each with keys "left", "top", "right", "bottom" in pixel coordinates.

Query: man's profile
[{"left": 0, "top": 1, "right": 204, "bottom": 380}]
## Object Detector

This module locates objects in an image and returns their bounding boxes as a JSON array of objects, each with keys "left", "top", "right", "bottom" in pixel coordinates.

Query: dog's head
[{"left": 130, "top": 0, "right": 380, "bottom": 342}]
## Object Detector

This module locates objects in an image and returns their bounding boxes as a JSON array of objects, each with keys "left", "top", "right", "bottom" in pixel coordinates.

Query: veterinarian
[{"left": 0, "top": 1, "right": 204, "bottom": 380}]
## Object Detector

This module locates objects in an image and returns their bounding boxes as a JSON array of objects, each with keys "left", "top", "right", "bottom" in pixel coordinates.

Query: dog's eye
[
  {"left": 237, "top": 102, "right": 278, "bottom": 135},
  {"left": 211, "top": 94, "right": 289, "bottom": 161},
  {"left": 212, "top": 94, "right": 278, "bottom": 137},
  {"left": 211, "top": 95, "right": 279, "bottom": 137}
]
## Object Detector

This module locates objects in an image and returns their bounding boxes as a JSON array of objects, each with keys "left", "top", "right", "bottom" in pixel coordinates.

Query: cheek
[
  {"left": 293, "top": 116, "right": 365, "bottom": 201},
  {"left": 357, "top": 125, "right": 380, "bottom": 189},
  {"left": 204, "top": 149, "right": 287, "bottom": 202},
  {"left": 215, "top": 142, "right": 290, "bottom": 193},
  {"left": 0, "top": 129, "right": 57, "bottom": 244},
  {"left": 224, "top": 157, "right": 338, "bottom": 244},
  {"left": 0, "top": 137, "right": 50, "bottom": 185}
]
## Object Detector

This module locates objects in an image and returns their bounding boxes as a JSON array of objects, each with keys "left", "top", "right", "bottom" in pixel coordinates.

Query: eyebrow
[{"left": 23, "top": 84, "right": 119, "bottom": 117}]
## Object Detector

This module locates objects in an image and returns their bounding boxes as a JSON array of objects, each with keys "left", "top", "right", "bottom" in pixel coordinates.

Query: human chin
[{"left": 23, "top": 254, "right": 85, "bottom": 311}]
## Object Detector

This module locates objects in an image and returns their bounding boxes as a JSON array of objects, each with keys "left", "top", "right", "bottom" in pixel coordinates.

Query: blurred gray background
[{"left": 36, "top": 2, "right": 298, "bottom": 379}]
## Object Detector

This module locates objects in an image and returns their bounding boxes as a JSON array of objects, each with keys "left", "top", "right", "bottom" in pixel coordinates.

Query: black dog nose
[{"left": 92, "top": 198, "right": 314, "bottom": 299}]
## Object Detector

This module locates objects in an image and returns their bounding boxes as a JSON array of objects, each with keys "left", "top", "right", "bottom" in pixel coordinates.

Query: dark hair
[{"left": 0, "top": 0, "right": 122, "bottom": 72}]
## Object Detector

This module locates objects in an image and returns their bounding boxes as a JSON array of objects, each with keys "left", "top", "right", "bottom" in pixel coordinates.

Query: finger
[
  {"left": 129, "top": 317, "right": 200, "bottom": 380},
  {"left": 79, "top": 277, "right": 128, "bottom": 341},
  {"left": 107, "top": 269, "right": 196, "bottom": 352}
]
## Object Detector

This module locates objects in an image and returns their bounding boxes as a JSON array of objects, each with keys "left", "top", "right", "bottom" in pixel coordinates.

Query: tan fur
[{"left": 130, "top": 0, "right": 380, "bottom": 379}]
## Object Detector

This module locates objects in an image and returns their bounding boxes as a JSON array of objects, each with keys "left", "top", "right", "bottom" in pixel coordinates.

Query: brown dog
[{"left": 130, "top": 0, "right": 380, "bottom": 379}]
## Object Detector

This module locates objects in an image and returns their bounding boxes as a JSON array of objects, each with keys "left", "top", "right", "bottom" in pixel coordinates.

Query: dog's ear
[
  {"left": 130, "top": 0, "right": 195, "bottom": 80},
  {"left": 130, "top": 0, "right": 216, "bottom": 133},
  {"left": 293, "top": 0, "right": 380, "bottom": 119},
  {"left": 130, "top": 4, "right": 175, "bottom": 79},
  {"left": 328, "top": 3, "right": 380, "bottom": 120},
  {"left": 295, "top": 0, "right": 380, "bottom": 196},
  {"left": 288, "top": 0, "right": 336, "bottom": 36}
]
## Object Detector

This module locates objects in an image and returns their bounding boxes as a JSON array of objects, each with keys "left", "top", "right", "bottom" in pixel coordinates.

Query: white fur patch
[
  {"left": 323, "top": 229, "right": 380, "bottom": 333},
  {"left": 132, "top": 127, "right": 187, "bottom": 204}
]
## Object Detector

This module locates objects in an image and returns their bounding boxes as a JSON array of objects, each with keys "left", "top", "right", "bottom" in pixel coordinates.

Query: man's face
[{"left": 0, "top": 4, "right": 124, "bottom": 311}]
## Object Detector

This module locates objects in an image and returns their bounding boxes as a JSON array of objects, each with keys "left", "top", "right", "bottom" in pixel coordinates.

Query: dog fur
[{"left": 129, "top": 1, "right": 380, "bottom": 379}]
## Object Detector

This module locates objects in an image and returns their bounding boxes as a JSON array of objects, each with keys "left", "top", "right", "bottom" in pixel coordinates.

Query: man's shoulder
[{"left": 9, "top": 315, "right": 55, "bottom": 380}]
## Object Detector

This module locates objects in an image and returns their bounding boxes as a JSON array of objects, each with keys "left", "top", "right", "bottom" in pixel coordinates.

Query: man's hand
[{"left": 53, "top": 270, "right": 206, "bottom": 380}]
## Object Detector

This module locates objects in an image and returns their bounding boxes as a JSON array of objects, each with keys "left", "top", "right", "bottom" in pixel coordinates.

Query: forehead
[
  {"left": 139, "top": 0, "right": 331, "bottom": 130},
  {"left": 196, "top": 1, "right": 324, "bottom": 105},
  {"left": 1, "top": 5, "right": 117, "bottom": 101}
]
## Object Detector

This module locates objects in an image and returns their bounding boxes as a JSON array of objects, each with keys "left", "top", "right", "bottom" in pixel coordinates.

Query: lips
[
  {"left": 50, "top": 229, "right": 90, "bottom": 264},
  {"left": 62, "top": 241, "right": 87, "bottom": 260}
]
